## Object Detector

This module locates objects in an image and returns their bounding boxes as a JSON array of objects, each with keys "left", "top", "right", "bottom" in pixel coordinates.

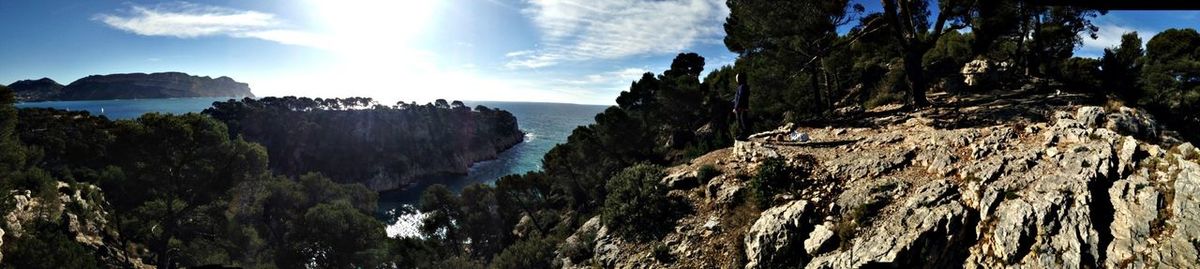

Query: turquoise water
[
  {"left": 15, "top": 98, "right": 609, "bottom": 237},
  {"left": 376, "top": 101, "right": 607, "bottom": 237}
]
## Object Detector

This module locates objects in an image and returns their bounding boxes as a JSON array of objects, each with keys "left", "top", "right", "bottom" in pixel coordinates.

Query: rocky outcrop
[
  {"left": 6, "top": 78, "right": 64, "bottom": 101},
  {"left": 10, "top": 72, "right": 254, "bottom": 101},
  {"left": 2, "top": 182, "right": 153, "bottom": 268},
  {"left": 562, "top": 90, "right": 1200, "bottom": 268},
  {"left": 745, "top": 200, "right": 812, "bottom": 268}
]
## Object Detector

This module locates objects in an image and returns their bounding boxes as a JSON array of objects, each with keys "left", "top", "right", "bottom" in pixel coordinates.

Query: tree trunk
[
  {"left": 809, "top": 68, "right": 825, "bottom": 112},
  {"left": 904, "top": 49, "right": 930, "bottom": 107}
]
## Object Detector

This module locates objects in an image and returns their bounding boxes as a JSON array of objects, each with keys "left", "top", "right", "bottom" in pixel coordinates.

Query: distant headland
[{"left": 5, "top": 72, "right": 254, "bottom": 102}]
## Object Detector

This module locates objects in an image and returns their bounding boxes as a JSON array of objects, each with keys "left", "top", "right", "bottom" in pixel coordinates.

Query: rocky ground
[{"left": 558, "top": 89, "right": 1200, "bottom": 268}]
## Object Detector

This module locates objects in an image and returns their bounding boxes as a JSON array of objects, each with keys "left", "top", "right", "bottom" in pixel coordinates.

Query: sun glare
[{"left": 299, "top": 0, "right": 446, "bottom": 102}]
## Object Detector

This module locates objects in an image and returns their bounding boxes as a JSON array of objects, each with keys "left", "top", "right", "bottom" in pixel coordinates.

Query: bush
[
  {"left": 696, "top": 164, "right": 720, "bottom": 183},
  {"left": 491, "top": 236, "right": 556, "bottom": 269},
  {"left": 601, "top": 163, "right": 671, "bottom": 241},
  {"left": 652, "top": 242, "right": 673, "bottom": 263},
  {"left": 1, "top": 219, "right": 103, "bottom": 269},
  {"left": 748, "top": 157, "right": 799, "bottom": 209}
]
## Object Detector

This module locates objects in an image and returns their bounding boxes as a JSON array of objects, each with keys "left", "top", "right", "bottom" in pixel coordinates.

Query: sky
[{"left": 0, "top": 1, "right": 1196, "bottom": 105}]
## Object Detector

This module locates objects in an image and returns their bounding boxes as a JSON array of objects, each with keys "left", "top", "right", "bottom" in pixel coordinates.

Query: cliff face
[
  {"left": 9, "top": 72, "right": 254, "bottom": 102},
  {"left": 560, "top": 91, "right": 1200, "bottom": 268},
  {"left": 7, "top": 78, "right": 64, "bottom": 101},
  {"left": 58, "top": 72, "right": 253, "bottom": 100},
  {"left": 204, "top": 99, "right": 524, "bottom": 192}
]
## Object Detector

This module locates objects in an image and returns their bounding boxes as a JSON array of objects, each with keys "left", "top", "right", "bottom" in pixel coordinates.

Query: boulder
[
  {"left": 808, "top": 180, "right": 972, "bottom": 268},
  {"left": 1076, "top": 106, "right": 1106, "bottom": 127},
  {"left": 804, "top": 223, "right": 834, "bottom": 255},
  {"left": 663, "top": 170, "right": 701, "bottom": 190},
  {"left": 745, "top": 200, "right": 812, "bottom": 269},
  {"left": 1104, "top": 107, "right": 1160, "bottom": 140}
]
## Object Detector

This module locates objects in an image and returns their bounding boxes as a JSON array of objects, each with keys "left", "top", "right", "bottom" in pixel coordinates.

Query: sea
[{"left": 14, "top": 97, "right": 609, "bottom": 238}]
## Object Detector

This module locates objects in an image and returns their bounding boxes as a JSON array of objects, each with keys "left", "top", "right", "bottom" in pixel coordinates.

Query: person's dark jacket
[{"left": 733, "top": 83, "right": 750, "bottom": 111}]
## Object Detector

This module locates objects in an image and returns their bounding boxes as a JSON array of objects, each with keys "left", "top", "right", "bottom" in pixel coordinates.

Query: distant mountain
[
  {"left": 7, "top": 78, "right": 64, "bottom": 101},
  {"left": 9, "top": 72, "right": 254, "bottom": 102}
]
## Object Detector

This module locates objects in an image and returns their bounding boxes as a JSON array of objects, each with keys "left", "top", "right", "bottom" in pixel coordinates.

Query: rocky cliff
[
  {"left": 204, "top": 98, "right": 524, "bottom": 192},
  {"left": 559, "top": 90, "right": 1200, "bottom": 268},
  {"left": 6, "top": 78, "right": 64, "bottom": 101},
  {"left": 1, "top": 182, "right": 153, "bottom": 268},
  {"left": 9, "top": 72, "right": 254, "bottom": 101}
]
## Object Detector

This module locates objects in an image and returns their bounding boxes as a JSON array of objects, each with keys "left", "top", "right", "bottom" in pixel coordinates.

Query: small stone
[
  {"left": 804, "top": 223, "right": 835, "bottom": 255},
  {"left": 703, "top": 216, "right": 720, "bottom": 231},
  {"left": 1047, "top": 147, "right": 1060, "bottom": 158}
]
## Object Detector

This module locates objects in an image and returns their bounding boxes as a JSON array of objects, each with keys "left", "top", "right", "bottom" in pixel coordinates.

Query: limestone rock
[
  {"left": 1104, "top": 107, "right": 1160, "bottom": 140},
  {"left": 663, "top": 170, "right": 701, "bottom": 190},
  {"left": 1105, "top": 172, "right": 1161, "bottom": 268},
  {"left": 804, "top": 223, "right": 834, "bottom": 255},
  {"left": 745, "top": 200, "right": 812, "bottom": 269},
  {"left": 1076, "top": 106, "right": 1106, "bottom": 127},
  {"left": 808, "top": 180, "right": 972, "bottom": 268}
]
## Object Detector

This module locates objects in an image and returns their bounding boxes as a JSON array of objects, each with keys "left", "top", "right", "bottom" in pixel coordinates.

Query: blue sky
[{"left": 0, "top": 1, "right": 1195, "bottom": 105}]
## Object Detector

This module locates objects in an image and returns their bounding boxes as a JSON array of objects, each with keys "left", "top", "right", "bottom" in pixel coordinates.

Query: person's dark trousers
[{"left": 735, "top": 110, "right": 750, "bottom": 140}]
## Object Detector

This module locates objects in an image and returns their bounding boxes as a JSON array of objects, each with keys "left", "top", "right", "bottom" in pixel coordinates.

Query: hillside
[
  {"left": 559, "top": 89, "right": 1200, "bottom": 268},
  {"left": 6, "top": 78, "right": 64, "bottom": 101},
  {"left": 9, "top": 72, "right": 254, "bottom": 101}
]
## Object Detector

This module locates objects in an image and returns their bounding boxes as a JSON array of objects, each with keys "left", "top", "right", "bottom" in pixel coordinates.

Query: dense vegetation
[
  {"left": 203, "top": 97, "right": 523, "bottom": 190},
  {"left": 400, "top": 1, "right": 1200, "bottom": 268},
  {"left": 3, "top": 0, "right": 1200, "bottom": 268},
  {"left": 0, "top": 92, "right": 520, "bottom": 268}
]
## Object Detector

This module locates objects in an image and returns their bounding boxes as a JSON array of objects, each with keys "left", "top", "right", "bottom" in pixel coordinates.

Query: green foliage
[
  {"left": 490, "top": 235, "right": 556, "bottom": 269},
  {"left": 601, "top": 163, "right": 671, "bottom": 241},
  {"left": 1, "top": 219, "right": 103, "bottom": 269},
  {"left": 459, "top": 183, "right": 504, "bottom": 258},
  {"left": 99, "top": 113, "right": 269, "bottom": 268},
  {"left": 543, "top": 53, "right": 737, "bottom": 216},
  {"left": 429, "top": 255, "right": 486, "bottom": 269},
  {"left": 652, "top": 242, "right": 673, "bottom": 263},
  {"left": 1101, "top": 32, "right": 1145, "bottom": 101},
  {"left": 0, "top": 85, "right": 26, "bottom": 176},
  {"left": 924, "top": 31, "right": 974, "bottom": 87},
  {"left": 1139, "top": 28, "right": 1200, "bottom": 141},
  {"left": 296, "top": 201, "right": 388, "bottom": 268},
  {"left": 387, "top": 237, "right": 439, "bottom": 268},
  {"left": 419, "top": 184, "right": 464, "bottom": 249},
  {"left": 697, "top": 164, "right": 720, "bottom": 183},
  {"left": 1060, "top": 57, "right": 1102, "bottom": 92},
  {"left": 203, "top": 97, "right": 522, "bottom": 185},
  {"left": 748, "top": 157, "right": 804, "bottom": 209},
  {"left": 225, "top": 173, "right": 389, "bottom": 269}
]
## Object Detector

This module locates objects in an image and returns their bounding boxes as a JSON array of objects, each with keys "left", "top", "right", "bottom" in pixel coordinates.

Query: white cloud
[
  {"left": 507, "top": 0, "right": 729, "bottom": 69},
  {"left": 1080, "top": 24, "right": 1145, "bottom": 53},
  {"left": 557, "top": 67, "right": 648, "bottom": 85},
  {"left": 505, "top": 50, "right": 535, "bottom": 57},
  {"left": 95, "top": 2, "right": 326, "bottom": 48}
]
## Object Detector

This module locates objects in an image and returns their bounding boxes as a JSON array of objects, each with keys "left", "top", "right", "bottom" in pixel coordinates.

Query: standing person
[{"left": 733, "top": 73, "right": 751, "bottom": 141}]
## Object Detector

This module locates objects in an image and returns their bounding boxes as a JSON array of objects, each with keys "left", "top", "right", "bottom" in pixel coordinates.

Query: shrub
[
  {"left": 652, "top": 242, "right": 673, "bottom": 263},
  {"left": 2, "top": 219, "right": 103, "bottom": 269},
  {"left": 696, "top": 164, "right": 720, "bottom": 183},
  {"left": 748, "top": 157, "right": 797, "bottom": 209},
  {"left": 491, "top": 236, "right": 556, "bottom": 269},
  {"left": 601, "top": 163, "right": 670, "bottom": 241}
]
